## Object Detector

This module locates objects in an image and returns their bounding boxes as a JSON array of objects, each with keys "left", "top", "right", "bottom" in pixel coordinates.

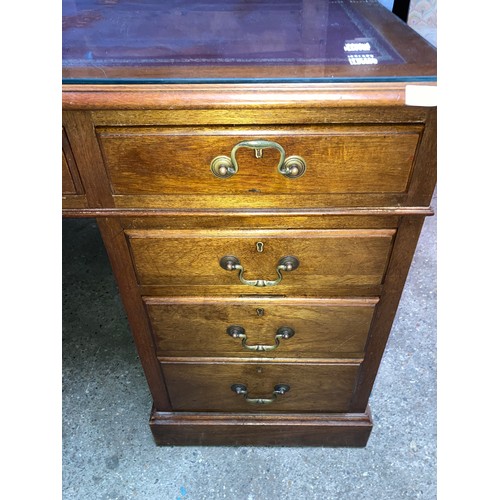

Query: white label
[
  {"left": 347, "top": 54, "right": 378, "bottom": 65},
  {"left": 405, "top": 85, "right": 437, "bottom": 107},
  {"left": 344, "top": 42, "right": 371, "bottom": 52}
]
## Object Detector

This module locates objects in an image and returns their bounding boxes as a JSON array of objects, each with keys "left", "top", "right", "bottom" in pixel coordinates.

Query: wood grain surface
[
  {"left": 145, "top": 296, "right": 378, "bottom": 358},
  {"left": 126, "top": 228, "right": 396, "bottom": 293},
  {"left": 97, "top": 124, "right": 421, "bottom": 197},
  {"left": 160, "top": 360, "right": 360, "bottom": 412},
  {"left": 150, "top": 409, "right": 373, "bottom": 447}
]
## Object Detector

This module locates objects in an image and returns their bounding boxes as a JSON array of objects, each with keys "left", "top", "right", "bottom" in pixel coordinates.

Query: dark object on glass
[{"left": 392, "top": 0, "right": 411, "bottom": 22}]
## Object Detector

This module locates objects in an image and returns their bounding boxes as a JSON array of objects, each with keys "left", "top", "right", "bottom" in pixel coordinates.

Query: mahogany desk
[{"left": 62, "top": 0, "right": 436, "bottom": 446}]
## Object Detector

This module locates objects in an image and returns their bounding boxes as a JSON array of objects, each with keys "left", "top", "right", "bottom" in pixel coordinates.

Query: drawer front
[
  {"left": 96, "top": 125, "right": 422, "bottom": 207},
  {"left": 62, "top": 127, "right": 87, "bottom": 209},
  {"left": 62, "top": 150, "right": 78, "bottom": 195},
  {"left": 161, "top": 361, "right": 359, "bottom": 413},
  {"left": 127, "top": 228, "right": 395, "bottom": 295},
  {"left": 146, "top": 296, "right": 377, "bottom": 358}
]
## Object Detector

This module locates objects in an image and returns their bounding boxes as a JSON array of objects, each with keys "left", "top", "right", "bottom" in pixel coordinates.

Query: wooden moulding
[
  {"left": 62, "top": 207, "right": 434, "bottom": 219},
  {"left": 149, "top": 407, "right": 373, "bottom": 447},
  {"left": 62, "top": 82, "right": 435, "bottom": 111}
]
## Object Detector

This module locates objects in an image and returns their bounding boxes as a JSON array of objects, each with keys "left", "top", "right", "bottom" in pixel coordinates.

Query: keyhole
[
  {"left": 256, "top": 242, "right": 264, "bottom": 253},
  {"left": 256, "top": 308, "right": 265, "bottom": 317}
]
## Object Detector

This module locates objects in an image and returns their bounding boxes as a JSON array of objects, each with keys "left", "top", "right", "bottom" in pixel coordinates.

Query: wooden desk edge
[{"left": 62, "top": 82, "right": 437, "bottom": 110}]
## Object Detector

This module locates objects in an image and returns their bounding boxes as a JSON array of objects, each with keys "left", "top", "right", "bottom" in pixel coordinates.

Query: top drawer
[{"left": 96, "top": 124, "right": 423, "bottom": 209}]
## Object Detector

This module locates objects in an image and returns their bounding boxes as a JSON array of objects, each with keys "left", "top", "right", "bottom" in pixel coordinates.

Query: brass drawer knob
[
  {"left": 219, "top": 255, "right": 299, "bottom": 287},
  {"left": 210, "top": 139, "right": 306, "bottom": 179},
  {"left": 231, "top": 383, "right": 290, "bottom": 404},
  {"left": 227, "top": 325, "right": 295, "bottom": 352}
]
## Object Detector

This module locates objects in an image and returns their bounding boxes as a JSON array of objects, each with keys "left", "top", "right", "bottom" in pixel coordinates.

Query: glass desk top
[{"left": 62, "top": 0, "right": 436, "bottom": 84}]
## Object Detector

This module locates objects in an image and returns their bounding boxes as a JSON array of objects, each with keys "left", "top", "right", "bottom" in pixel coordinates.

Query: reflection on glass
[{"left": 62, "top": 0, "right": 435, "bottom": 82}]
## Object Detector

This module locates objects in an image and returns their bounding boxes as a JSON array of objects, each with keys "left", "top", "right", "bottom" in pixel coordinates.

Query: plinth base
[{"left": 149, "top": 407, "right": 373, "bottom": 447}]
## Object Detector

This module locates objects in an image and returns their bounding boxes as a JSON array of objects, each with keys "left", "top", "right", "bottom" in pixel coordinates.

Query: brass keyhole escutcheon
[
  {"left": 256, "top": 308, "right": 265, "bottom": 317},
  {"left": 256, "top": 242, "right": 264, "bottom": 253}
]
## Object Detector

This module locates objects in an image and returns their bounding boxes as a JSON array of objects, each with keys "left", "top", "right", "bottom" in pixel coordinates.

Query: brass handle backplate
[
  {"left": 231, "top": 383, "right": 290, "bottom": 404},
  {"left": 220, "top": 255, "right": 299, "bottom": 287},
  {"left": 227, "top": 325, "right": 295, "bottom": 351},
  {"left": 210, "top": 139, "right": 306, "bottom": 179}
]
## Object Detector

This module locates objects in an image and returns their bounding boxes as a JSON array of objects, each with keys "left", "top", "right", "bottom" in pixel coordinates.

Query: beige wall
[{"left": 408, "top": 0, "right": 437, "bottom": 46}]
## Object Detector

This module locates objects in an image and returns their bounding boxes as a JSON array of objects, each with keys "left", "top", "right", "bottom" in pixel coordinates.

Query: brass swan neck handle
[{"left": 220, "top": 255, "right": 299, "bottom": 287}]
